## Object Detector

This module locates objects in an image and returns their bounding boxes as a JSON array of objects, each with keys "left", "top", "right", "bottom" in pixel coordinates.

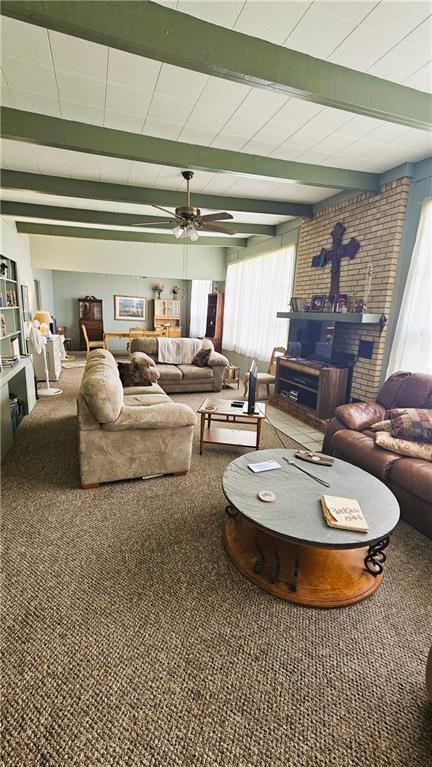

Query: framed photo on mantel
[{"left": 114, "top": 295, "right": 146, "bottom": 321}]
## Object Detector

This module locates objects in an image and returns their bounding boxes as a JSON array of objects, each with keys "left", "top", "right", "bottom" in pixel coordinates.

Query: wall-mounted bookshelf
[{"left": 0, "top": 256, "right": 24, "bottom": 362}]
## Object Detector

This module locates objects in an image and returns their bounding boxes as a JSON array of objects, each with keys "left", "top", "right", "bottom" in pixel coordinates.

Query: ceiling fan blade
[
  {"left": 150, "top": 203, "right": 183, "bottom": 220},
  {"left": 132, "top": 219, "right": 177, "bottom": 227},
  {"left": 197, "top": 212, "right": 233, "bottom": 223},
  {"left": 201, "top": 222, "right": 237, "bottom": 235}
]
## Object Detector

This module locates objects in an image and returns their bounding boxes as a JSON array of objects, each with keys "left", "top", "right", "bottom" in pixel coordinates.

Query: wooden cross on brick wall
[{"left": 311, "top": 222, "right": 360, "bottom": 304}]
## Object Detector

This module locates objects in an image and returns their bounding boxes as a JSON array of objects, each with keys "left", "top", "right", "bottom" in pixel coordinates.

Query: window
[
  {"left": 189, "top": 279, "right": 212, "bottom": 337},
  {"left": 223, "top": 245, "right": 295, "bottom": 361},
  {"left": 387, "top": 198, "right": 432, "bottom": 376}
]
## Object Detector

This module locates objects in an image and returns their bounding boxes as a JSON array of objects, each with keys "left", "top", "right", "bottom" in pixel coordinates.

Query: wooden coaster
[
  {"left": 258, "top": 490, "right": 276, "bottom": 503},
  {"left": 295, "top": 450, "right": 334, "bottom": 466}
]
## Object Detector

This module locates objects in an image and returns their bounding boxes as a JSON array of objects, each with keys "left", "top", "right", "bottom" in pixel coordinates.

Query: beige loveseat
[
  {"left": 77, "top": 349, "right": 196, "bottom": 488},
  {"left": 129, "top": 337, "right": 229, "bottom": 393}
]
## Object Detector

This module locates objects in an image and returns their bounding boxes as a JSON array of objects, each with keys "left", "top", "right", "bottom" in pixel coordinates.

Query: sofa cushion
[
  {"left": 123, "top": 382, "right": 166, "bottom": 396},
  {"left": 80, "top": 360, "right": 123, "bottom": 424},
  {"left": 375, "top": 432, "right": 432, "bottom": 461},
  {"left": 331, "top": 430, "right": 400, "bottom": 481},
  {"left": 387, "top": 408, "right": 432, "bottom": 443},
  {"left": 389, "top": 458, "right": 432, "bottom": 505},
  {"left": 124, "top": 393, "right": 170, "bottom": 407},
  {"left": 192, "top": 348, "right": 211, "bottom": 367},
  {"left": 155, "top": 364, "right": 183, "bottom": 381},
  {"left": 177, "top": 364, "right": 213, "bottom": 381},
  {"left": 335, "top": 401, "right": 386, "bottom": 431},
  {"left": 129, "top": 337, "right": 158, "bottom": 358}
]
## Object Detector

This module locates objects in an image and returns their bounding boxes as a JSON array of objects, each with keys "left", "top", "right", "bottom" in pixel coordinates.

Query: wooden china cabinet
[
  {"left": 205, "top": 292, "right": 224, "bottom": 352},
  {"left": 78, "top": 296, "right": 104, "bottom": 350}
]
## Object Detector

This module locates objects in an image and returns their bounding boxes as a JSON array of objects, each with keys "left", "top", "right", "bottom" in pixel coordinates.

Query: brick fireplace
[{"left": 292, "top": 177, "right": 411, "bottom": 401}]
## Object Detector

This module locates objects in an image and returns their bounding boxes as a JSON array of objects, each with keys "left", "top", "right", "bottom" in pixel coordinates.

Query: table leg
[
  {"left": 256, "top": 417, "right": 262, "bottom": 449},
  {"left": 364, "top": 536, "right": 390, "bottom": 576},
  {"left": 199, "top": 412, "right": 205, "bottom": 455}
]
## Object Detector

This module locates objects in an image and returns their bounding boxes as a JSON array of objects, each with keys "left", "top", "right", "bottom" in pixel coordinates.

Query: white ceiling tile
[
  {"left": 404, "top": 63, "right": 432, "bottom": 93},
  {"left": 294, "top": 148, "right": 334, "bottom": 164},
  {"left": 32, "top": 146, "right": 72, "bottom": 176},
  {"left": 366, "top": 123, "right": 412, "bottom": 143},
  {"left": 155, "top": 63, "right": 208, "bottom": 99},
  {"left": 241, "top": 138, "right": 282, "bottom": 155},
  {"left": 1, "top": 57, "right": 57, "bottom": 97},
  {"left": 368, "top": 43, "right": 430, "bottom": 81},
  {"left": 1, "top": 85, "right": 14, "bottom": 107},
  {"left": 197, "top": 77, "right": 251, "bottom": 110},
  {"left": 99, "top": 157, "right": 133, "bottom": 183},
  {"left": 185, "top": 103, "right": 233, "bottom": 132},
  {"left": 313, "top": 1, "right": 377, "bottom": 25},
  {"left": 56, "top": 70, "right": 106, "bottom": 106},
  {"left": 269, "top": 143, "right": 308, "bottom": 161},
  {"left": 305, "top": 106, "right": 354, "bottom": 134},
  {"left": 337, "top": 114, "right": 386, "bottom": 139},
  {"left": 268, "top": 99, "right": 324, "bottom": 137},
  {"left": 68, "top": 152, "right": 102, "bottom": 180},
  {"left": 284, "top": 7, "right": 356, "bottom": 58},
  {"left": 402, "top": 16, "right": 432, "bottom": 53},
  {"left": 128, "top": 162, "right": 164, "bottom": 186},
  {"left": 328, "top": 26, "right": 396, "bottom": 71},
  {"left": 306, "top": 132, "right": 353, "bottom": 154},
  {"left": 147, "top": 93, "right": 196, "bottom": 123},
  {"left": 201, "top": 175, "right": 240, "bottom": 194},
  {"left": 105, "top": 82, "right": 152, "bottom": 116},
  {"left": 235, "top": 1, "right": 311, "bottom": 44},
  {"left": 362, "top": 1, "right": 431, "bottom": 40},
  {"left": 1, "top": 139, "right": 40, "bottom": 173},
  {"left": 177, "top": 126, "right": 218, "bottom": 145},
  {"left": 275, "top": 125, "right": 326, "bottom": 151},
  {"left": 49, "top": 31, "right": 108, "bottom": 79},
  {"left": 0, "top": 17, "right": 52, "bottom": 66},
  {"left": 107, "top": 49, "right": 161, "bottom": 90},
  {"left": 220, "top": 110, "right": 269, "bottom": 138},
  {"left": 11, "top": 88, "right": 60, "bottom": 117},
  {"left": 60, "top": 100, "right": 105, "bottom": 125},
  {"left": 177, "top": 1, "right": 245, "bottom": 27},
  {"left": 143, "top": 118, "right": 183, "bottom": 140},
  {"left": 104, "top": 110, "right": 145, "bottom": 133},
  {"left": 212, "top": 133, "right": 245, "bottom": 152},
  {"left": 238, "top": 88, "right": 289, "bottom": 118}
]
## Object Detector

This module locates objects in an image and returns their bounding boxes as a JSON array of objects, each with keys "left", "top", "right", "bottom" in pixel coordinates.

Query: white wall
[
  {"left": 29, "top": 235, "right": 227, "bottom": 280},
  {"left": 33, "top": 268, "right": 54, "bottom": 315},
  {"left": 1, "top": 218, "right": 35, "bottom": 311}
]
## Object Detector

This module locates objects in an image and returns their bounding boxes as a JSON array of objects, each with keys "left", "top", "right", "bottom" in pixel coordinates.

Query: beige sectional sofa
[
  {"left": 77, "top": 349, "right": 196, "bottom": 488},
  {"left": 129, "top": 337, "right": 229, "bottom": 393}
]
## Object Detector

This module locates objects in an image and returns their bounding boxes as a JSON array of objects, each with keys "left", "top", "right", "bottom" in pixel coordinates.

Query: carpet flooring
[{"left": 2, "top": 369, "right": 432, "bottom": 767}]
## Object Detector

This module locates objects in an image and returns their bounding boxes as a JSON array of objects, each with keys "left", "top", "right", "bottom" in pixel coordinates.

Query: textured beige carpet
[{"left": 2, "top": 369, "right": 432, "bottom": 767}]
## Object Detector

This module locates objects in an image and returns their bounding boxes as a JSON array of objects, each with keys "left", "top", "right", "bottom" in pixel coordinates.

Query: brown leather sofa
[{"left": 322, "top": 372, "right": 432, "bottom": 539}]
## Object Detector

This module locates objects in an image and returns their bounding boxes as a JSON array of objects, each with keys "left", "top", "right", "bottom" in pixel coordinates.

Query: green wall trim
[
  {"left": 1, "top": 201, "right": 275, "bottom": 236},
  {"left": 2, "top": 108, "right": 379, "bottom": 192},
  {"left": 16, "top": 221, "right": 245, "bottom": 247},
  {"left": 2, "top": 1, "right": 431, "bottom": 130},
  {"left": 1, "top": 170, "right": 312, "bottom": 217},
  {"left": 379, "top": 163, "right": 416, "bottom": 185}
]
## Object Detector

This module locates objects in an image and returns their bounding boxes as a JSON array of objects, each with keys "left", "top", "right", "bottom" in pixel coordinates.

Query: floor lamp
[{"left": 29, "top": 322, "right": 62, "bottom": 397}]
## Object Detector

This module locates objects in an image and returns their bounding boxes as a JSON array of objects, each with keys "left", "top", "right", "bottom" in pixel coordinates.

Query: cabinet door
[{"left": 168, "top": 300, "right": 180, "bottom": 317}]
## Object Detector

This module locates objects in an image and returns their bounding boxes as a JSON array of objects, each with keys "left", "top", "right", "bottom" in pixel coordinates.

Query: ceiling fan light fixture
[
  {"left": 172, "top": 224, "right": 184, "bottom": 238},
  {"left": 187, "top": 225, "right": 199, "bottom": 242}
]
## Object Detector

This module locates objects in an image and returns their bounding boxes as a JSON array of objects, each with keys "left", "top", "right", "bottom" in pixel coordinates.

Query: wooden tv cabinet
[{"left": 270, "top": 358, "right": 349, "bottom": 432}]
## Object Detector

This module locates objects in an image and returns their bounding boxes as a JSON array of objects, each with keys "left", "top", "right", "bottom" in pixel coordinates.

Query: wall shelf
[{"left": 277, "top": 311, "right": 385, "bottom": 324}]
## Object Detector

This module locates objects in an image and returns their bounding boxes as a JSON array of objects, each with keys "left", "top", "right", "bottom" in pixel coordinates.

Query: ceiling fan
[{"left": 132, "top": 170, "right": 236, "bottom": 241}]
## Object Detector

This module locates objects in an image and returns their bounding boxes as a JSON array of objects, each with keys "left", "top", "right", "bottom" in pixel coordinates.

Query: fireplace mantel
[{"left": 277, "top": 311, "right": 385, "bottom": 325}]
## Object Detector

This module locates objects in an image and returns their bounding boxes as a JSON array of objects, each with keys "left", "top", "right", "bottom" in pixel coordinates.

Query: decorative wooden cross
[{"left": 311, "top": 222, "right": 360, "bottom": 303}]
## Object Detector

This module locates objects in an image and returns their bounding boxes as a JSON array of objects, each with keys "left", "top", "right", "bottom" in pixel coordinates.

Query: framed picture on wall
[
  {"left": 21, "top": 284, "right": 31, "bottom": 320},
  {"left": 114, "top": 295, "right": 146, "bottom": 321}
]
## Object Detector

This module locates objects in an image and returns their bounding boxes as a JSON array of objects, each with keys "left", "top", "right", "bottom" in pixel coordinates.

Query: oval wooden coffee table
[{"left": 222, "top": 449, "right": 400, "bottom": 608}]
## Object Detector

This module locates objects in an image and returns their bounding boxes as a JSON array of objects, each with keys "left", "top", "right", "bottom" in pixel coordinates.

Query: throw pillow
[
  {"left": 386, "top": 408, "right": 432, "bottom": 443},
  {"left": 192, "top": 348, "right": 212, "bottom": 367},
  {"left": 370, "top": 419, "right": 392, "bottom": 433},
  {"left": 117, "top": 358, "right": 160, "bottom": 387},
  {"left": 375, "top": 432, "right": 432, "bottom": 461}
]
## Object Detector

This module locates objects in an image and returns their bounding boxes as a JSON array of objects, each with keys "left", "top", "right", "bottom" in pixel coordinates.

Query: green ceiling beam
[
  {"left": 1, "top": 108, "right": 378, "bottom": 192},
  {"left": 1, "top": 201, "right": 275, "bottom": 235},
  {"left": 2, "top": 1, "right": 430, "bottom": 131},
  {"left": 1, "top": 170, "right": 311, "bottom": 217},
  {"left": 16, "top": 221, "right": 245, "bottom": 247}
]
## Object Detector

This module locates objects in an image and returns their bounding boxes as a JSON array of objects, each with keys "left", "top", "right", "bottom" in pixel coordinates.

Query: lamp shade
[{"left": 34, "top": 311, "right": 52, "bottom": 324}]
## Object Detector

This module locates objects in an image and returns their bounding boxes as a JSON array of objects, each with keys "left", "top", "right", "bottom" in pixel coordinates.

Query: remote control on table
[{"left": 230, "top": 401, "right": 244, "bottom": 408}]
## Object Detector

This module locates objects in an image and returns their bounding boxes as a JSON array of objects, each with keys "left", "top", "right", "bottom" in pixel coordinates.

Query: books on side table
[{"left": 321, "top": 495, "right": 369, "bottom": 533}]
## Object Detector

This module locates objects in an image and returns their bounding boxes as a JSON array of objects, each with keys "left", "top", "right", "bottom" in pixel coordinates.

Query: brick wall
[{"left": 294, "top": 178, "right": 411, "bottom": 401}]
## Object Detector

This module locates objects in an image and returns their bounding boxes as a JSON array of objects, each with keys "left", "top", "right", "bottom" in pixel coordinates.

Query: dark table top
[{"left": 222, "top": 449, "right": 400, "bottom": 549}]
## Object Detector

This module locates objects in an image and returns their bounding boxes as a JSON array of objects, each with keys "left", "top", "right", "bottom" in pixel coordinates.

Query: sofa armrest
[
  {"left": 322, "top": 416, "right": 346, "bottom": 455},
  {"left": 207, "top": 351, "right": 229, "bottom": 367},
  {"left": 335, "top": 401, "right": 386, "bottom": 431},
  {"left": 102, "top": 402, "right": 197, "bottom": 431}
]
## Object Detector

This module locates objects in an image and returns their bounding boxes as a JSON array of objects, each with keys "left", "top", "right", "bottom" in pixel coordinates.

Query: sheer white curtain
[
  {"left": 189, "top": 279, "right": 212, "bottom": 337},
  {"left": 223, "top": 245, "right": 295, "bottom": 361},
  {"left": 387, "top": 198, "right": 432, "bottom": 376}
]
